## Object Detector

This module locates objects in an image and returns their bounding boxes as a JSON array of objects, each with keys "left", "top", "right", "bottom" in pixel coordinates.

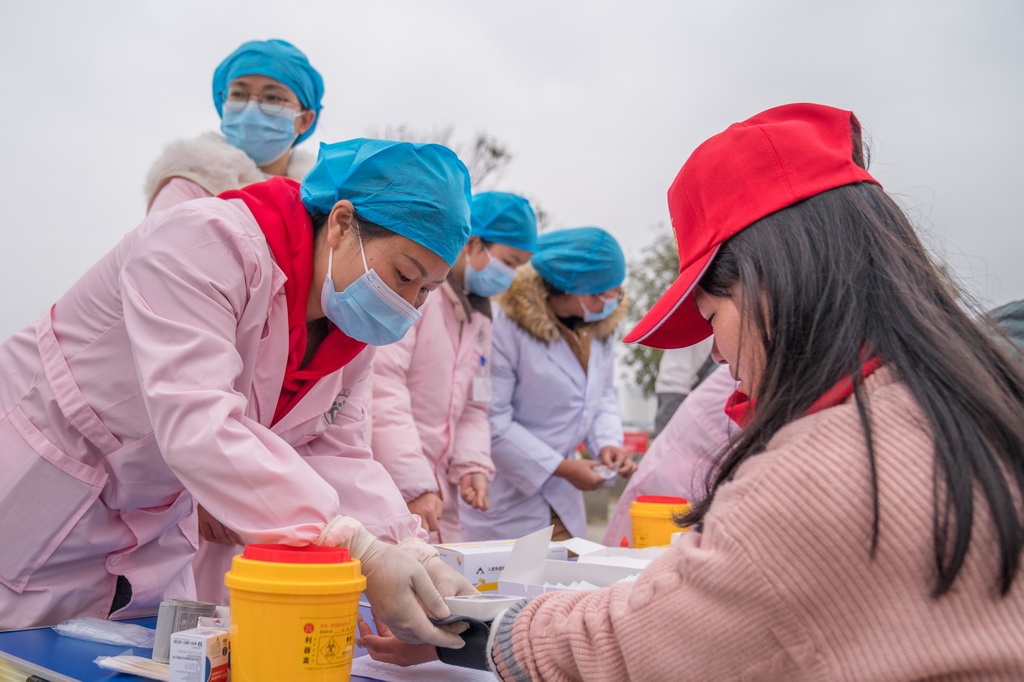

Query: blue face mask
[
  {"left": 220, "top": 100, "right": 298, "bottom": 166},
  {"left": 320, "top": 231, "right": 422, "bottom": 345},
  {"left": 581, "top": 294, "right": 620, "bottom": 323},
  {"left": 464, "top": 248, "right": 516, "bottom": 297}
]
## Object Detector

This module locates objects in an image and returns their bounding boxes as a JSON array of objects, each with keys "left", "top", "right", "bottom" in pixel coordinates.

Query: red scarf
[
  {"left": 219, "top": 177, "right": 367, "bottom": 425},
  {"left": 724, "top": 355, "right": 883, "bottom": 427}
]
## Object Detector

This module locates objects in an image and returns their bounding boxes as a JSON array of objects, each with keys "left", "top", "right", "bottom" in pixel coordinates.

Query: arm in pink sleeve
[
  {"left": 121, "top": 202, "right": 338, "bottom": 544},
  {"left": 370, "top": 328, "right": 440, "bottom": 501},
  {"left": 301, "top": 349, "right": 428, "bottom": 545},
  {"left": 490, "top": 474, "right": 813, "bottom": 680},
  {"left": 446, "top": 397, "right": 494, "bottom": 485}
]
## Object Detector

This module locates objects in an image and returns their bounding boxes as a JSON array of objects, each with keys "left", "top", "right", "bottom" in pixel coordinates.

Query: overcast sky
[{"left": 1, "top": 0, "right": 1022, "bottom": 339}]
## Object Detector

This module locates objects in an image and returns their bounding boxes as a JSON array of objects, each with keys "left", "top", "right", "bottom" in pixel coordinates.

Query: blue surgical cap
[
  {"left": 532, "top": 227, "right": 626, "bottom": 295},
  {"left": 471, "top": 192, "right": 538, "bottom": 253},
  {"left": 300, "top": 139, "right": 472, "bottom": 267},
  {"left": 212, "top": 39, "right": 324, "bottom": 145}
]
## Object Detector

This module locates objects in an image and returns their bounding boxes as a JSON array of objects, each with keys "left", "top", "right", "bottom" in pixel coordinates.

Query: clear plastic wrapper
[{"left": 52, "top": 616, "right": 157, "bottom": 648}]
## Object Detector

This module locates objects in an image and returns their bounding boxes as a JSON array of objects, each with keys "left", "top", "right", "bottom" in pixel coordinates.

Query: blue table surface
[{"left": 0, "top": 609, "right": 383, "bottom": 682}]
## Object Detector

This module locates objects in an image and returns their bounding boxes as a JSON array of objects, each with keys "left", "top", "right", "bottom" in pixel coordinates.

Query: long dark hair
[{"left": 684, "top": 180, "right": 1024, "bottom": 597}]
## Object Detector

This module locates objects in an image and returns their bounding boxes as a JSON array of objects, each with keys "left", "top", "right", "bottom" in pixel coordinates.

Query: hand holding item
[
  {"left": 554, "top": 458, "right": 605, "bottom": 491},
  {"left": 357, "top": 609, "right": 440, "bottom": 667},
  {"left": 407, "top": 491, "right": 444, "bottom": 533},
  {"left": 318, "top": 516, "right": 464, "bottom": 648},
  {"left": 399, "top": 538, "right": 478, "bottom": 598},
  {"left": 459, "top": 473, "right": 490, "bottom": 510},
  {"left": 197, "top": 505, "right": 245, "bottom": 545},
  {"left": 599, "top": 445, "right": 638, "bottom": 478}
]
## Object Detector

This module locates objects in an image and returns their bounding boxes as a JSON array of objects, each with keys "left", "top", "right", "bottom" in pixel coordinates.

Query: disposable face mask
[
  {"left": 321, "top": 230, "right": 422, "bottom": 345},
  {"left": 221, "top": 100, "right": 298, "bottom": 165},
  {"left": 464, "top": 248, "right": 516, "bottom": 297},
  {"left": 582, "top": 294, "right": 619, "bottom": 323}
]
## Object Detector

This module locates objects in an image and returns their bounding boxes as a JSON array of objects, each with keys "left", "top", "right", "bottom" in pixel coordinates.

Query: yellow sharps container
[
  {"left": 225, "top": 544, "right": 365, "bottom": 681},
  {"left": 630, "top": 495, "right": 691, "bottom": 548}
]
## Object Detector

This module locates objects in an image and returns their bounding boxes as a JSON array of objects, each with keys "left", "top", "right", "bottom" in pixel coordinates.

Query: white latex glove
[
  {"left": 318, "top": 516, "right": 464, "bottom": 648},
  {"left": 399, "top": 538, "right": 477, "bottom": 598}
]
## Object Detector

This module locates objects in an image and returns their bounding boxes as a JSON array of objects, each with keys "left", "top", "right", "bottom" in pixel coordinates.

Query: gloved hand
[
  {"left": 318, "top": 516, "right": 465, "bottom": 648},
  {"left": 399, "top": 538, "right": 477, "bottom": 598}
]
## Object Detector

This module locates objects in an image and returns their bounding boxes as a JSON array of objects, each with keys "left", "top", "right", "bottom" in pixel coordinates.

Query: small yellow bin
[
  {"left": 225, "top": 544, "right": 365, "bottom": 681},
  {"left": 630, "top": 495, "right": 691, "bottom": 548}
]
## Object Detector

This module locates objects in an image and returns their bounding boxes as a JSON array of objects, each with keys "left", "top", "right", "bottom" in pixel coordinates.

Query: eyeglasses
[
  {"left": 589, "top": 290, "right": 623, "bottom": 304},
  {"left": 220, "top": 90, "right": 302, "bottom": 116}
]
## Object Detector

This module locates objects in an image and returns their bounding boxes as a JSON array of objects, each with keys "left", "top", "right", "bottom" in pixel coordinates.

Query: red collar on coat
[
  {"left": 219, "top": 177, "right": 366, "bottom": 425},
  {"left": 724, "top": 355, "right": 884, "bottom": 427}
]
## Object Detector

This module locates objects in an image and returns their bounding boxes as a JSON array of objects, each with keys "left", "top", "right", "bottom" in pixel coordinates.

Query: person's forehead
[
  {"left": 384, "top": 238, "right": 448, "bottom": 283},
  {"left": 489, "top": 242, "right": 531, "bottom": 260},
  {"left": 229, "top": 74, "right": 294, "bottom": 93}
]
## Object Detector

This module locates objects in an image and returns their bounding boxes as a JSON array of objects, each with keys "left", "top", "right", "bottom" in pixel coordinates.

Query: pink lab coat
[
  {"left": 0, "top": 197, "right": 423, "bottom": 629},
  {"left": 371, "top": 283, "right": 494, "bottom": 543},
  {"left": 148, "top": 176, "right": 212, "bottom": 214},
  {"left": 603, "top": 365, "right": 737, "bottom": 547}
]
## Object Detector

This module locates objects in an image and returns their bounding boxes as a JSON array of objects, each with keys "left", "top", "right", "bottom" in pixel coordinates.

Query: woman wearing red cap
[{"left": 363, "top": 103, "right": 1024, "bottom": 678}]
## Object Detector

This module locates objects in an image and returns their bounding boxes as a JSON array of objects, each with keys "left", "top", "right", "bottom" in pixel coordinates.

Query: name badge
[{"left": 472, "top": 376, "right": 492, "bottom": 403}]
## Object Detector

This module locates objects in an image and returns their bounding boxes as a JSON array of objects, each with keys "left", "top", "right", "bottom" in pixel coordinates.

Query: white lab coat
[{"left": 460, "top": 265, "right": 625, "bottom": 540}]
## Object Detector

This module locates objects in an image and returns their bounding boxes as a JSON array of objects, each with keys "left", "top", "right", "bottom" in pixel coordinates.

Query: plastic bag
[{"left": 52, "top": 616, "right": 156, "bottom": 648}]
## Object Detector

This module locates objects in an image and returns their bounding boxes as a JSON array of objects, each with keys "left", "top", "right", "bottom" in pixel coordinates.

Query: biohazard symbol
[{"left": 319, "top": 636, "right": 341, "bottom": 663}]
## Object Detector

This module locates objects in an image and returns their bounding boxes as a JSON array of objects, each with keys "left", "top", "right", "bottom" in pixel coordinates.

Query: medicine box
[
  {"left": 168, "top": 627, "right": 229, "bottom": 682},
  {"left": 435, "top": 539, "right": 568, "bottom": 590}
]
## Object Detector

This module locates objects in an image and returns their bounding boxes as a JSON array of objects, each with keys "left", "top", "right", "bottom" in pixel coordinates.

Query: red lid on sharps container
[
  {"left": 242, "top": 544, "right": 351, "bottom": 564},
  {"left": 636, "top": 495, "right": 688, "bottom": 505}
]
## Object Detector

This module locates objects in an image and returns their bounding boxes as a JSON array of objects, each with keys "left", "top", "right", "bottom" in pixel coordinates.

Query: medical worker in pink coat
[
  {"left": 146, "top": 39, "right": 322, "bottom": 213},
  {"left": 603, "top": 364, "right": 736, "bottom": 547},
  {"left": 0, "top": 138, "right": 476, "bottom": 648},
  {"left": 372, "top": 192, "right": 538, "bottom": 543}
]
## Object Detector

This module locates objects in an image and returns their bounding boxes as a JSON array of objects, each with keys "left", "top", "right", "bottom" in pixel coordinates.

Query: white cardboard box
[
  {"left": 168, "top": 627, "right": 229, "bottom": 682},
  {"left": 436, "top": 537, "right": 568, "bottom": 590},
  {"left": 496, "top": 528, "right": 644, "bottom": 597}
]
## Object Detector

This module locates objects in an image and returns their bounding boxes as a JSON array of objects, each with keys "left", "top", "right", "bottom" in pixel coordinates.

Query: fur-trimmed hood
[
  {"left": 144, "top": 132, "right": 315, "bottom": 208},
  {"left": 497, "top": 263, "right": 627, "bottom": 343}
]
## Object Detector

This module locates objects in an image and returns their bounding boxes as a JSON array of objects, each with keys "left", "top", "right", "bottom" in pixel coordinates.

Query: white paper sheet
[{"left": 350, "top": 656, "right": 495, "bottom": 681}]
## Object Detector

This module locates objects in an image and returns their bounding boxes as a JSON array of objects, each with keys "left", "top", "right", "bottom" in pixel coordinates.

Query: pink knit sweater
[{"left": 490, "top": 370, "right": 1024, "bottom": 680}]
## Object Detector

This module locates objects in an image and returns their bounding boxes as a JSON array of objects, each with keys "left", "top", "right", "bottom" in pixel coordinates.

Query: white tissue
[{"left": 541, "top": 574, "right": 637, "bottom": 591}]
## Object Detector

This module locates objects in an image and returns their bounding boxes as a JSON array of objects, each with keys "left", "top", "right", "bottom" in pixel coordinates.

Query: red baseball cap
[{"left": 624, "top": 103, "right": 880, "bottom": 349}]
